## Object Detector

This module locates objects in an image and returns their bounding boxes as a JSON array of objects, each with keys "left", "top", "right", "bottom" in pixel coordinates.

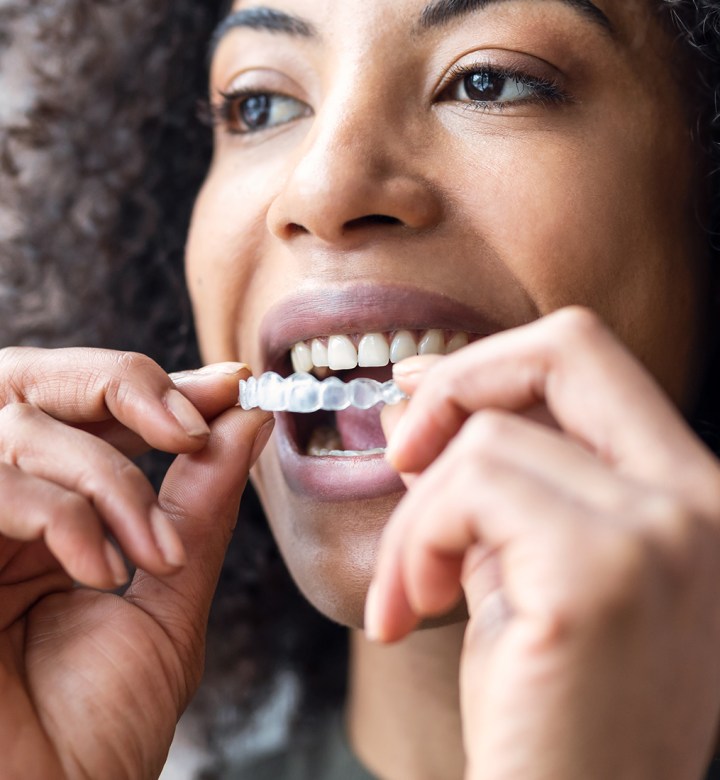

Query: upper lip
[{"left": 259, "top": 283, "right": 514, "bottom": 373}]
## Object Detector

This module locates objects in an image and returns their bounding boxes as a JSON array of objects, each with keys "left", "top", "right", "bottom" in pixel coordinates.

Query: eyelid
[
  {"left": 433, "top": 48, "right": 565, "bottom": 97},
  {"left": 209, "top": 63, "right": 310, "bottom": 110}
]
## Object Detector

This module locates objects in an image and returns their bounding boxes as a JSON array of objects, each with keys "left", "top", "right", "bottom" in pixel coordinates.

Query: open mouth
[
  {"left": 256, "top": 284, "right": 507, "bottom": 500},
  {"left": 271, "top": 328, "right": 473, "bottom": 458}
]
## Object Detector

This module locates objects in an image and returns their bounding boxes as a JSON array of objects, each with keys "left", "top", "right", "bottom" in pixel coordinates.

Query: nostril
[
  {"left": 345, "top": 214, "right": 403, "bottom": 231},
  {"left": 287, "top": 223, "right": 310, "bottom": 237}
]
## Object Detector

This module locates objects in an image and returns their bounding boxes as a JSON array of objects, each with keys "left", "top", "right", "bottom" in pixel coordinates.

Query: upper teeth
[{"left": 291, "top": 329, "right": 469, "bottom": 374}]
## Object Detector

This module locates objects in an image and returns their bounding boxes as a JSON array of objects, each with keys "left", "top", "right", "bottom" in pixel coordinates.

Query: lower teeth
[
  {"left": 308, "top": 447, "right": 387, "bottom": 458},
  {"left": 306, "top": 424, "right": 384, "bottom": 458}
]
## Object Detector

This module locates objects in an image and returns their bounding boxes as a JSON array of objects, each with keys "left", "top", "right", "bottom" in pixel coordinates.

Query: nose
[{"left": 267, "top": 98, "right": 442, "bottom": 246}]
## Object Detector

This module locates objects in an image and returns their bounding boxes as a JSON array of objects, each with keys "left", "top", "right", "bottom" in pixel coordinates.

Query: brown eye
[
  {"left": 464, "top": 71, "right": 506, "bottom": 101},
  {"left": 240, "top": 94, "right": 272, "bottom": 130},
  {"left": 219, "top": 90, "right": 311, "bottom": 134},
  {"left": 439, "top": 65, "right": 563, "bottom": 108}
]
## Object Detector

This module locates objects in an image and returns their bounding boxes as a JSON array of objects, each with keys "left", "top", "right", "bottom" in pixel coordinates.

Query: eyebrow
[
  {"left": 208, "top": 7, "right": 317, "bottom": 61},
  {"left": 419, "top": 0, "right": 613, "bottom": 33},
  {"left": 208, "top": 0, "right": 613, "bottom": 64}
]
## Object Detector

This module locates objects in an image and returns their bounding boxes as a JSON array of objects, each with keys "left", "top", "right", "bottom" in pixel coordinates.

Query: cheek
[
  {"left": 449, "top": 118, "right": 702, "bottom": 400},
  {"left": 185, "top": 168, "right": 272, "bottom": 363}
]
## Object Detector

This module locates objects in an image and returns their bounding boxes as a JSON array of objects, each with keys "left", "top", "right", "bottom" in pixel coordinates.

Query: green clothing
[{"left": 226, "top": 715, "right": 376, "bottom": 780}]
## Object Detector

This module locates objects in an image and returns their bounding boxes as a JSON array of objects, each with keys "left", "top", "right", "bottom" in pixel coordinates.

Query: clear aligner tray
[{"left": 239, "top": 372, "right": 408, "bottom": 412}]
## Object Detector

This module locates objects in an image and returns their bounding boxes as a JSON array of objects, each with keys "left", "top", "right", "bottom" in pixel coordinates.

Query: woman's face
[{"left": 187, "top": 0, "right": 709, "bottom": 627}]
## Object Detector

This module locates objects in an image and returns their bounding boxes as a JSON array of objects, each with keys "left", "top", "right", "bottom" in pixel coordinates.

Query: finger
[
  {"left": 1, "top": 403, "right": 181, "bottom": 576},
  {"left": 170, "top": 362, "right": 250, "bottom": 414},
  {"left": 369, "top": 418, "right": 601, "bottom": 642},
  {"left": 124, "top": 406, "right": 274, "bottom": 675},
  {"left": 379, "top": 400, "right": 419, "bottom": 490},
  {"left": 387, "top": 307, "right": 710, "bottom": 487},
  {"left": 450, "top": 410, "right": 633, "bottom": 513},
  {"left": 0, "top": 347, "right": 211, "bottom": 453},
  {"left": 0, "top": 538, "right": 76, "bottom": 630},
  {"left": 0, "top": 463, "right": 126, "bottom": 591},
  {"left": 81, "top": 363, "right": 252, "bottom": 458}
]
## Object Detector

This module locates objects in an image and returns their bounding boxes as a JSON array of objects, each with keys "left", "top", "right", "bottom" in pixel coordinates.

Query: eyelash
[
  {"left": 441, "top": 61, "right": 570, "bottom": 111},
  {"left": 205, "top": 62, "right": 570, "bottom": 135}
]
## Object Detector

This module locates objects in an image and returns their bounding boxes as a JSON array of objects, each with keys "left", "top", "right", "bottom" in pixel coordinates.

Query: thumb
[{"left": 125, "top": 405, "right": 273, "bottom": 676}]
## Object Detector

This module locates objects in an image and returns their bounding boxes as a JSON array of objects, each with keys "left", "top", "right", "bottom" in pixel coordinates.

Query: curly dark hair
[
  {"left": 0, "top": 0, "right": 719, "bottom": 772},
  {"left": 0, "top": 0, "right": 346, "bottom": 767}
]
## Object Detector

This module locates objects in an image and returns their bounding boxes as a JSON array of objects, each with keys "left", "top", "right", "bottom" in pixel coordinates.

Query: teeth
[
  {"left": 358, "top": 333, "right": 390, "bottom": 367},
  {"left": 390, "top": 330, "right": 417, "bottom": 363},
  {"left": 287, "top": 330, "right": 471, "bottom": 376},
  {"left": 291, "top": 342, "right": 314, "bottom": 373},
  {"left": 328, "top": 335, "right": 358, "bottom": 370},
  {"left": 310, "top": 447, "right": 386, "bottom": 458},
  {"left": 418, "top": 329, "right": 445, "bottom": 356},
  {"left": 306, "top": 425, "right": 384, "bottom": 457},
  {"left": 446, "top": 331, "right": 469, "bottom": 353},
  {"left": 311, "top": 338, "right": 329, "bottom": 367}
]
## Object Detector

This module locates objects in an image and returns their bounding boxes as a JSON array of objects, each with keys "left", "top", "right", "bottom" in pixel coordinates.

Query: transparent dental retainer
[{"left": 239, "top": 372, "right": 408, "bottom": 412}]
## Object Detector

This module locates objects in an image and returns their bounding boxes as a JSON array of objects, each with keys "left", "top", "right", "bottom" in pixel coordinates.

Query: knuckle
[
  {"left": 642, "top": 492, "right": 691, "bottom": 533},
  {"left": 80, "top": 450, "right": 153, "bottom": 503},
  {"left": 0, "top": 348, "right": 47, "bottom": 403},
  {"left": 111, "top": 350, "right": 156, "bottom": 376},
  {"left": 0, "top": 346, "right": 29, "bottom": 371},
  {"left": 49, "top": 492, "right": 95, "bottom": 532},
  {"left": 587, "top": 527, "right": 652, "bottom": 621},
  {"left": 549, "top": 305, "right": 606, "bottom": 344},
  {"left": 637, "top": 492, "right": 700, "bottom": 582},
  {"left": 464, "top": 409, "right": 512, "bottom": 451},
  {"left": 111, "top": 456, "right": 153, "bottom": 494},
  {"left": 111, "top": 453, "right": 143, "bottom": 481},
  {"left": 0, "top": 403, "right": 42, "bottom": 466},
  {"left": 105, "top": 351, "right": 160, "bottom": 406},
  {"left": 0, "top": 401, "right": 38, "bottom": 427}
]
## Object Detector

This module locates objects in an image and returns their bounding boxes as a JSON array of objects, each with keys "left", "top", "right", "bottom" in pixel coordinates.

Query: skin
[
  {"left": 188, "top": 0, "right": 709, "bottom": 628},
  {"left": 0, "top": 0, "right": 718, "bottom": 779}
]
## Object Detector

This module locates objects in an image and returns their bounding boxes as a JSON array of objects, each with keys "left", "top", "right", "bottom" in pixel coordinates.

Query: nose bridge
[
  {"left": 268, "top": 72, "right": 441, "bottom": 243},
  {"left": 292, "top": 93, "right": 390, "bottom": 200},
  {"left": 298, "top": 94, "right": 388, "bottom": 195}
]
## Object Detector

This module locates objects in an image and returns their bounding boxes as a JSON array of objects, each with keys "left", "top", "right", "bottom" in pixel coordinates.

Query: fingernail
[
  {"left": 392, "top": 357, "right": 427, "bottom": 378},
  {"left": 104, "top": 540, "right": 129, "bottom": 587},
  {"left": 364, "top": 580, "right": 383, "bottom": 643},
  {"left": 195, "top": 362, "right": 250, "bottom": 376},
  {"left": 250, "top": 417, "right": 275, "bottom": 466},
  {"left": 150, "top": 506, "right": 187, "bottom": 568},
  {"left": 165, "top": 389, "right": 211, "bottom": 438}
]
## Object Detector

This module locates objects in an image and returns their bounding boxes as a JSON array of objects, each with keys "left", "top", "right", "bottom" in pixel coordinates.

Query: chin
[{"left": 253, "top": 442, "right": 405, "bottom": 628}]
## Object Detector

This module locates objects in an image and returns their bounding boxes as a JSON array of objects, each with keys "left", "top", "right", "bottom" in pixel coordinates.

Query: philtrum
[{"left": 239, "top": 372, "right": 408, "bottom": 412}]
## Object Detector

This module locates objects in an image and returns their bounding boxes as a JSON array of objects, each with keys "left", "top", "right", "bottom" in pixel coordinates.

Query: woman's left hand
[{"left": 368, "top": 307, "right": 720, "bottom": 780}]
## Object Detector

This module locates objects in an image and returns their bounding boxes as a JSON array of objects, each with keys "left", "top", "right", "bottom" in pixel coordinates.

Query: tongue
[
  {"left": 336, "top": 405, "right": 387, "bottom": 451},
  {"left": 334, "top": 366, "right": 391, "bottom": 452}
]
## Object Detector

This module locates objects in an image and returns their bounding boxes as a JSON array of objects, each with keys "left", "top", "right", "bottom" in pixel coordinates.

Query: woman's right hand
[{"left": 0, "top": 347, "right": 273, "bottom": 780}]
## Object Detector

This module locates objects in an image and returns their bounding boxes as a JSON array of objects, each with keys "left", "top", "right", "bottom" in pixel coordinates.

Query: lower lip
[{"left": 274, "top": 413, "right": 405, "bottom": 502}]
